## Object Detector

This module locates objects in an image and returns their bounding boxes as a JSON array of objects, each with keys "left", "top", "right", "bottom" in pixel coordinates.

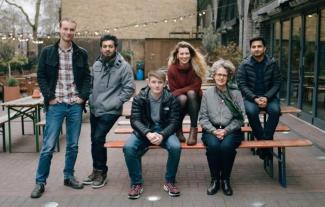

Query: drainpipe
[{"left": 196, "top": 0, "right": 199, "bottom": 39}]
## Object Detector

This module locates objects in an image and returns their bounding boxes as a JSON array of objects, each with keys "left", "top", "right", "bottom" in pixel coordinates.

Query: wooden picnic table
[{"left": 1, "top": 96, "right": 43, "bottom": 152}]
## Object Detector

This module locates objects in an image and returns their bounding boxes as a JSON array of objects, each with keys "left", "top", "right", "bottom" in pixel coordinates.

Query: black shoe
[
  {"left": 221, "top": 180, "right": 233, "bottom": 196},
  {"left": 30, "top": 183, "right": 45, "bottom": 198},
  {"left": 207, "top": 179, "right": 220, "bottom": 195},
  {"left": 64, "top": 177, "right": 84, "bottom": 189},
  {"left": 257, "top": 148, "right": 273, "bottom": 160}
]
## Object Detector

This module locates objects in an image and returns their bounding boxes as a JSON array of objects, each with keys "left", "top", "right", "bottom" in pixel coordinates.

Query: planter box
[{"left": 4, "top": 86, "right": 21, "bottom": 102}]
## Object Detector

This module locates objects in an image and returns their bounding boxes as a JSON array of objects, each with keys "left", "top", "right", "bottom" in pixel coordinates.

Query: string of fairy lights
[{"left": 0, "top": 2, "right": 236, "bottom": 44}]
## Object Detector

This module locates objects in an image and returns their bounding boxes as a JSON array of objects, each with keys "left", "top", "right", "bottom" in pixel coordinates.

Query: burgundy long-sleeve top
[{"left": 167, "top": 63, "right": 202, "bottom": 97}]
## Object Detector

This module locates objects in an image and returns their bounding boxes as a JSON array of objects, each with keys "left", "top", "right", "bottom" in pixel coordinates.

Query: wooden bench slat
[
  {"left": 114, "top": 124, "right": 290, "bottom": 134},
  {"left": 120, "top": 106, "right": 301, "bottom": 118},
  {"left": 241, "top": 124, "right": 290, "bottom": 132},
  {"left": 104, "top": 138, "right": 312, "bottom": 149}
]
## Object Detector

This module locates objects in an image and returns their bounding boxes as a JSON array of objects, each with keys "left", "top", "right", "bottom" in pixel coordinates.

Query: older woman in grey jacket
[{"left": 199, "top": 59, "right": 245, "bottom": 196}]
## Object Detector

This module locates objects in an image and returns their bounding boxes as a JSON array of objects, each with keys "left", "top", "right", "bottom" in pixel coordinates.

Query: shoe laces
[
  {"left": 165, "top": 182, "right": 179, "bottom": 192},
  {"left": 130, "top": 184, "right": 142, "bottom": 193}
]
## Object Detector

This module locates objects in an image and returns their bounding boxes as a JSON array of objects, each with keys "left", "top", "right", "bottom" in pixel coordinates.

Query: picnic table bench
[
  {"left": 113, "top": 124, "right": 290, "bottom": 134},
  {"left": 104, "top": 138, "right": 312, "bottom": 187},
  {"left": 0, "top": 107, "right": 38, "bottom": 152},
  {"left": 105, "top": 105, "right": 310, "bottom": 187},
  {"left": 0, "top": 96, "right": 43, "bottom": 152}
]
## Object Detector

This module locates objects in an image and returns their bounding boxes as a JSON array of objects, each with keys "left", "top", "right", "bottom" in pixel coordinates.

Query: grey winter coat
[
  {"left": 199, "top": 87, "right": 245, "bottom": 135},
  {"left": 89, "top": 53, "right": 135, "bottom": 117}
]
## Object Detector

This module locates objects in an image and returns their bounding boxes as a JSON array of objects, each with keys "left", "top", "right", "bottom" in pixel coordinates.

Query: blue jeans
[
  {"left": 35, "top": 103, "right": 83, "bottom": 184},
  {"left": 123, "top": 133, "right": 181, "bottom": 185},
  {"left": 90, "top": 113, "right": 119, "bottom": 173},
  {"left": 202, "top": 130, "right": 243, "bottom": 180},
  {"left": 244, "top": 98, "right": 280, "bottom": 139}
]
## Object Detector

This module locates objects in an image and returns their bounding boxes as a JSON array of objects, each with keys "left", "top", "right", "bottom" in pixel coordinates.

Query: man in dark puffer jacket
[
  {"left": 123, "top": 70, "right": 181, "bottom": 199},
  {"left": 237, "top": 37, "right": 282, "bottom": 160}
]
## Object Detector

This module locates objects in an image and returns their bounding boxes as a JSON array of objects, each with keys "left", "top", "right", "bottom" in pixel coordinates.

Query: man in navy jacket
[{"left": 237, "top": 37, "right": 282, "bottom": 160}]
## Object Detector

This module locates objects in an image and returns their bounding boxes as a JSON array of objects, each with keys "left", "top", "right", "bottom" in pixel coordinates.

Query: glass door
[
  {"left": 281, "top": 20, "right": 290, "bottom": 101},
  {"left": 316, "top": 9, "right": 325, "bottom": 120},
  {"left": 289, "top": 16, "right": 302, "bottom": 106},
  {"left": 302, "top": 13, "right": 317, "bottom": 114}
]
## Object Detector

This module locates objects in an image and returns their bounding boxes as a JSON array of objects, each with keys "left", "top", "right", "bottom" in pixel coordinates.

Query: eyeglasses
[{"left": 215, "top": 73, "right": 228, "bottom": 78}]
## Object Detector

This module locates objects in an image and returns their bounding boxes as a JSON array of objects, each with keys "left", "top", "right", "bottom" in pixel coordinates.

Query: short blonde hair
[
  {"left": 211, "top": 59, "right": 236, "bottom": 81},
  {"left": 148, "top": 70, "right": 166, "bottom": 83},
  {"left": 59, "top": 17, "right": 77, "bottom": 28}
]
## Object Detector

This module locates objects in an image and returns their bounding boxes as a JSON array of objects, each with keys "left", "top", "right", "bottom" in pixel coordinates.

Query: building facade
[
  {"left": 61, "top": 0, "right": 197, "bottom": 39},
  {"left": 200, "top": 0, "right": 325, "bottom": 129}
]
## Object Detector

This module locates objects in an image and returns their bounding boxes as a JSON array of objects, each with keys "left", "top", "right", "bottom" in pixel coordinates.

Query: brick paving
[{"left": 0, "top": 81, "right": 324, "bottom": 207}]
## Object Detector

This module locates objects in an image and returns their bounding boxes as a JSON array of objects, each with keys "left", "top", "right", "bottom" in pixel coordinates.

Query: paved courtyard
[{"left": 0, "top": 81, "right": 324, "bottom": 207}]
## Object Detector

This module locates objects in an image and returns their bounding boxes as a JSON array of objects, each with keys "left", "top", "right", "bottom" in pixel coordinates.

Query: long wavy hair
[{"left": 167, "top": 41, "right": 207, "bottom": 80}]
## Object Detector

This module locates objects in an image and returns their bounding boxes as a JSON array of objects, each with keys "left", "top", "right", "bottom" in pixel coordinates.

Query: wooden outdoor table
[{"left": 1, "top": 96, "right": 43, "bottom": 152}]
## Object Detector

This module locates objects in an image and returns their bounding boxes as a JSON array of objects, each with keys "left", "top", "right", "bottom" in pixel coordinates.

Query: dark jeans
[
  {"left": 244, "top": 98, "right": 280, "bottom": 140},
  {"left": 201, "top": 130, "right": 243, "bottom": 180},
  {"left": 90, "top": 113, "right": 119, "bottom": 173}
]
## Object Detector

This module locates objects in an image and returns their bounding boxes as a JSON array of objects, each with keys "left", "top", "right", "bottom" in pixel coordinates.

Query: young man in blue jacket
[{"left": 123, "top": 70, "right": 181, "bottom": 199}]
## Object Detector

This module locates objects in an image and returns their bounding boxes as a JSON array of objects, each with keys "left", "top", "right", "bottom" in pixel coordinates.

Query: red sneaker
[
  {"left": 128, "top": 184, "right": 143, "bottom": 199},
  {"left": 163, "top": 182, "right": 180, "bottom": 197}
]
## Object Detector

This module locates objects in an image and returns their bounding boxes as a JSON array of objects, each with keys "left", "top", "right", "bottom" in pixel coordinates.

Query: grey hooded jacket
[{"left": 89, "top": 53, "right": 135, "bottom": 117}]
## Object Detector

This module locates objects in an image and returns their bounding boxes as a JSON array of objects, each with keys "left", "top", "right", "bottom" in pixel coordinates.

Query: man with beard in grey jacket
[{"left": 83, "top": 35, "right": 135, "bottom": 189}]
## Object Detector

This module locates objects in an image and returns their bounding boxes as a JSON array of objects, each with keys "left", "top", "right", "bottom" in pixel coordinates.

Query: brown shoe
[
  {"left": 176, "top": 129, "right": 186, "bottom": 142},
  {"left": 187, "top": 127, "right": 198, "bottom": 145}
]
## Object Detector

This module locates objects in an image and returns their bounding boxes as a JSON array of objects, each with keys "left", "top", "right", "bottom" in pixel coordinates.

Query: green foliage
[
  {"left": 0, "top": 42, "right": 15, "bottom": 62},
  {"left": 0, "top": 42, "right": 29, "bottom": 73},
  {"left": 209, "top": 42, "right": 242, "bottom": 68},
  {"left": 202, "top": 25, "right": 218, "bottom": 55},
  {"left": 6, "top": 76, "right": 19, "bottom": 87},
  {"left": 120, "top": 50, "right": 134, "bottom": 63},
  {"left": 0, "top": 61, "right": 6, "bottom": 73},
  {"left": 10, "top": 55, "right": 28, "bottom": 70}
]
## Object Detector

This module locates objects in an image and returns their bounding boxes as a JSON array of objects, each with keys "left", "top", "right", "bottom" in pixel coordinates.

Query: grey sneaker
[
  {"left": 83, "top": 170, "right": 96, "bottom": 185},
  {"left": 92, "top": 170, "right": 107, "bottom": 189}
]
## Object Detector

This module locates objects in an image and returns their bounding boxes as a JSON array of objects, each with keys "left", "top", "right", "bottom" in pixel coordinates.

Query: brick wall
[{"left": 62, "top": 0, "right": 197, "bottom": 39}]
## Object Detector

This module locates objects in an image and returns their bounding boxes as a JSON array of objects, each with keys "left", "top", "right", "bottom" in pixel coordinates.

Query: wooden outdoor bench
[
  {"left": 0, "top": 115, "right": 7, "bottom": 152},
  {"left": 120, "top": 105, "right": 301, "bottom": 120},
  {"left": 113, "top": 124, "right": 290, "bottom": 134},
  {"left": 0, "top": 107, "right": 37, "bottom": 152},
  {"left": 104, "top": 138, "right": 312, "bottom": 187}
]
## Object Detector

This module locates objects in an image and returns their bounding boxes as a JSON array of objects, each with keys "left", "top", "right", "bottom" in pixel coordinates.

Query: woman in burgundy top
[{"left": 167, "top": 41, "right": 207, "bottom": 145}]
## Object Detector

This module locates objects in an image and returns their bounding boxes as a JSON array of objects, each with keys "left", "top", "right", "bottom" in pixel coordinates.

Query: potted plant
[{"left": 4, "top": 76, "right": 21, "bottom": 101}]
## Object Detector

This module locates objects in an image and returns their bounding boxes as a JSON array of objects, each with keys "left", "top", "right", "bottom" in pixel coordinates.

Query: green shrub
[
  {"left": 10, "top": 55, "right": 28, "bottom": 71},
  {"left": 6, "top": 77, "right": 19, "bottom": 87}
]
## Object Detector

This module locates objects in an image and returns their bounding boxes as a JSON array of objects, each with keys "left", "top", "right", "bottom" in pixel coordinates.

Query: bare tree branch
[
  {"left": 4, "top": 0, "right": 33, "bottom": 27},
  {"left": 4, "top": 0, "right": 42, "bottom": 39},
  {"left": 34, "top": 0, "right": 41, "bottom": 37}
]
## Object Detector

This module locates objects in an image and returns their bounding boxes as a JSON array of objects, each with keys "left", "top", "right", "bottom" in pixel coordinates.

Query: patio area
[{"left": 0, "top": 81, "right": 324, "bottom": 207}]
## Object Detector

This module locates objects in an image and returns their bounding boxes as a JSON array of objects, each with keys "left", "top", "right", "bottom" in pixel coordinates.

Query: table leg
[
  {"left": 7, "top": 107, "right": 12, "bottom": 153},
  {"left": 34, "top": 106, "right": 40, "bottom": 152}
]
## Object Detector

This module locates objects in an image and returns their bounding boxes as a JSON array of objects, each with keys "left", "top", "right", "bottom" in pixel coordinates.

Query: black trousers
[{"left": 202, "top": 130, "right": 243, "bottom": 180}]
